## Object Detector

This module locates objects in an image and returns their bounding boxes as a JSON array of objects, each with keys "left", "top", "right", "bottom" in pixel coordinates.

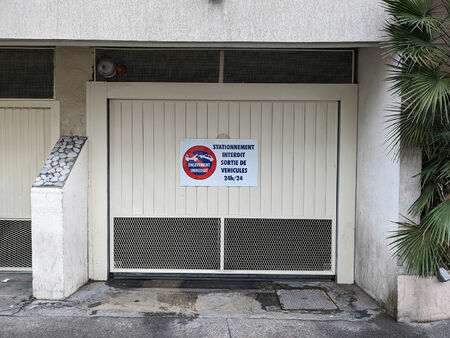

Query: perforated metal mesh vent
[
  {"left": 0, "top": 220, "right": 32, "bottom": 269},
  {"left": 0, "top": 49, "right": 54, "bottom": 98},
  {"left": 96, "top": 49, "right": 220, "bottom": 82},
  {"left": 224, "top": 218, "right": 332, "bottom": 271},
  {"left": 113, "top": 218, "right": 221, "bottom": 270},
  {"left": 224, "top": 50, "right": 354, "bottom": 83},
  {"left": 95, "top": 49, "right": 354, "bottom": 84}
]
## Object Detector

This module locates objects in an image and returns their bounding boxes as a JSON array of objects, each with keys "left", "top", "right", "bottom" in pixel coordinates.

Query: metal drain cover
[{"left": 276, "top": 289, "right": 338, "bottom": 311}]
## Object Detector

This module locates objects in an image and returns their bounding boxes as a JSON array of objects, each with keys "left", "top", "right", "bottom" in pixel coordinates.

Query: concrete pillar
[
  {"left": 31, "top": 137, "right": 88, "bottom": 299},
  {"left": 55, "top": 47, "right": 93, "bottom": 136}
]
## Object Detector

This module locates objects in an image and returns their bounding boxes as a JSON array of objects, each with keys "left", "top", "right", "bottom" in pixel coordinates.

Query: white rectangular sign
[{"left": 180, "top": 139, "right": 258, "bottom": 186}]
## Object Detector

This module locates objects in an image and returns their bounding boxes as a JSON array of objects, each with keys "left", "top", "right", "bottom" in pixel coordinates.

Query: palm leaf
[
  {"left": 387, "top": 66, "right": 450, "bottom": 124},
  {"left": 382, "top": 0, "right": 445, "bottom": 34},
  {"left": 383, "top": 0, "right": 450, "bottom": 277},
  {"left": 384, "top": 24, "right": 445, "bottom": 66},
  {"left": 408, "top": 183, "right": 440, "bottom": 216},
  {"left": 423, "top": 199, "right": 450, "bottom": 243},
  {"left": 389, "top": 220, "right": 449, "bottom": 276}
]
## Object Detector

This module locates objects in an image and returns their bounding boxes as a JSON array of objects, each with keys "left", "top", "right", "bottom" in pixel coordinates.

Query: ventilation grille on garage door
[
  {"left": 0, "top": 220, "right": 32, "bottom": 269},
  {"left": 224, "top": 218, "right": 332, "bottom": 271},
  {"left": 113, "top": 217, "right": 221, "bottom": 270}
]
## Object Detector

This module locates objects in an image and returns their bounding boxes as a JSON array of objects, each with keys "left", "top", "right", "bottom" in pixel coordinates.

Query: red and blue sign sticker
[{"left": 182, "top": 146, "right": 217, "bottom": 180}]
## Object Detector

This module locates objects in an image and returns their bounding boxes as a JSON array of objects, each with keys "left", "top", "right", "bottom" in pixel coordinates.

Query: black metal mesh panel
[
  {"left": 96, "top": 49, "right": 220, "bottom": 82},
  {"left": 0, "top": 220, "right": 32, "bottom": 268},
  {"left": 224, "top": 50, "right": 353, "bottom": 83},
  {"left": 224, "top": 218, "right": 332, "bottom": 271},
  {"left": 0, "top": 49, "right": 54, "bottom": 98},
  {"left": 113, "top": 217, "right": 221, "bottom": 270}
]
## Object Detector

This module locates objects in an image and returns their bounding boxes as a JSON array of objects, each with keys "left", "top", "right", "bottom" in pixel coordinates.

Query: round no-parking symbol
[{"left": 182, "top": 145, "right": 217, "bottom": 180}]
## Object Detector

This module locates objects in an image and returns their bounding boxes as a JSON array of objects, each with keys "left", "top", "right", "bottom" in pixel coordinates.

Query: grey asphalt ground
[
  {"left": 0, "top": 273, "right": 448, "bottom": 338},
  {"left": 1, "top": 314, "right": 449, "bottom": 338}
]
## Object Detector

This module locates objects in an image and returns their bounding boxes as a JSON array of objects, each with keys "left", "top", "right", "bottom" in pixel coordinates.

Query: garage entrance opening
[{"left": 108, "top": 97, "right": 338, "bottom": 276}]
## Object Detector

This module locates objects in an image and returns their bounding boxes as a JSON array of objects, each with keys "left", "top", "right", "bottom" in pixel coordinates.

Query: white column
[{"left": 31, "top": 140, "right": 88, "bottom": 299}]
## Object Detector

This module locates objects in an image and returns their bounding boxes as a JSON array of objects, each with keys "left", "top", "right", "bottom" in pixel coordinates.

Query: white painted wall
[
  {"left": 0, "top": 1, "right": 387, "bottom": 44},
  {"left": 31, "top": 142, "right": 88, "bottom": 299},
  {"left": 355, "top": 47, "right": 422, "bottom": 315},
  {"left": 356, "top": 47, "right": 400, "bottom": 313}
]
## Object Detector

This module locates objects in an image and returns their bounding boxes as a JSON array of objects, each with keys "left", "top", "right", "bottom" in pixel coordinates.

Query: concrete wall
[
  {"left": 399, "top": 150, "right": 422, "bottom": 222},
  {"left": 31, "top": 142, "right": 88, "bottom": 299},
  {"left": 55, "top": 47, "right": 93, "bottom": 136},
  {"left": 398, "top": 276, "right": 450, "bottom": 322},
  {"left": 355, "top": 47, "right": 399, "bottom": 314},
  {"left": 356, "top": 48, "right": 422, "bottom": 316},
  {"left": 0, "top": 1, "right": 387, "bottom": 43},
  {"left": 356, "top": 47, "right": 424, "bottom": 316}
]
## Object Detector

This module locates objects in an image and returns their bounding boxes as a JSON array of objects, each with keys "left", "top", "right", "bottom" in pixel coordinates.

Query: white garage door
[
  {"left": 109, "top": 98, "right": 338, "bottom": 275},
  {"left": 0, "top": 101, "right": 58, "bottom": 270}
]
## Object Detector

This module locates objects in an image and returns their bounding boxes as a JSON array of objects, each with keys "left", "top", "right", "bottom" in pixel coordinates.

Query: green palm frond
[
  {"left": 408, "top": 183, "right": 440, "bottom": 216},
  {"left": 384, "top": 24, "right": 445, "bottom": 66},
  {"left": 384, "top": 108, "right": 447, "bottom": 156},
  {"left": 389, "top": 220, "right": 449, "bottom": 276},
  {"left": 423, "top": 199, "right": 450, "bottom": 244},
  {"left": 435, "top": 155, "right": 450, "bottom": 181},
  {"left": 382, "top": 0, "right": 448, "bottom": 35},
  {"left": 387, "top": 66, "right": 450, "bottom": 124},
  {"left": 382, "top": 0, "right": 433, "bottom": 24},
  {"left": 384, "top": 0, "right": 450, "bottom": 277},
  {"left": 423, "top": 144, "right": 450, "bottom": 183},
  {"left": 382, "top": 0, "right": 448, "bottom": 67},
  {"left": 403, "top": 70, "right": 449, "bottom": 124}
]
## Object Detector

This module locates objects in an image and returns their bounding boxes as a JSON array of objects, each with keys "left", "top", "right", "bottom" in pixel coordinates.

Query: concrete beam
[{"left": 0, "top": 1, "right": 387, "bottom": 44}]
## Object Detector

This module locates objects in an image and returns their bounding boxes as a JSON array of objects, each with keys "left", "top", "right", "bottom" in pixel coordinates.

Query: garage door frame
[{"left": 86, "top": 82, "right": 357, "bottom": 283}]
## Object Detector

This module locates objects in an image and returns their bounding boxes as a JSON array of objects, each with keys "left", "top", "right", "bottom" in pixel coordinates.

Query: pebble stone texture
[{"left": 33, "top": 136, "right": 87, "bottom": 188}]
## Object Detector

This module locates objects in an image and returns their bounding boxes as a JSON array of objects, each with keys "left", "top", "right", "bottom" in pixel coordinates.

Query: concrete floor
[{"left": 0, "top": 273, "right": 449, "bottom": 337}]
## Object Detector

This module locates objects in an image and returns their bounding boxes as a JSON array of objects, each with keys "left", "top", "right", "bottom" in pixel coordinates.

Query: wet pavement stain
[
  {"left": 354, "top": 309, "right": 371, "bottom": 319},
  {"left": 156, "top": 292, "right": 198, "bottom": 311},
  {"left": 87, "top": 302, "right": 101, "bottom": 308},
  {"left": 254, "top": 292, "right": 281, "bottom": 311}
]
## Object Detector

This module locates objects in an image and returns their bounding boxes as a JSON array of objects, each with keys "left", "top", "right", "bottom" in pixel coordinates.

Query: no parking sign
[{"left": 180, "top": 139, "right": 258, "bottom": 187}]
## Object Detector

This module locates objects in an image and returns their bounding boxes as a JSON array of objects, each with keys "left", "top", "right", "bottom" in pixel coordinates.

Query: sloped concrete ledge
[
  {"left": 397, "top": 275, "right": 450, "bottom": 322},
  {"left": 31, "top": 138, "right": 88, "bottom": 300}
]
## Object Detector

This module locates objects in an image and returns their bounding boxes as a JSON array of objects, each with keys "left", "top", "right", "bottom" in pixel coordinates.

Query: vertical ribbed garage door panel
[
  {"left": 0, "top": 107, "right": 52, "bottom": 218},
  {"left": 0, "top": 105, "right": 54, "bottom": 271},
  {"left": 109, "top": 100, "right": 338, "bottom": 219}
]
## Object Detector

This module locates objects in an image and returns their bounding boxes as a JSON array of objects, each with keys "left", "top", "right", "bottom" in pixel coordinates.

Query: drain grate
[{"left": 276, "top": 289, "right": 338, "bottom": 311}]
